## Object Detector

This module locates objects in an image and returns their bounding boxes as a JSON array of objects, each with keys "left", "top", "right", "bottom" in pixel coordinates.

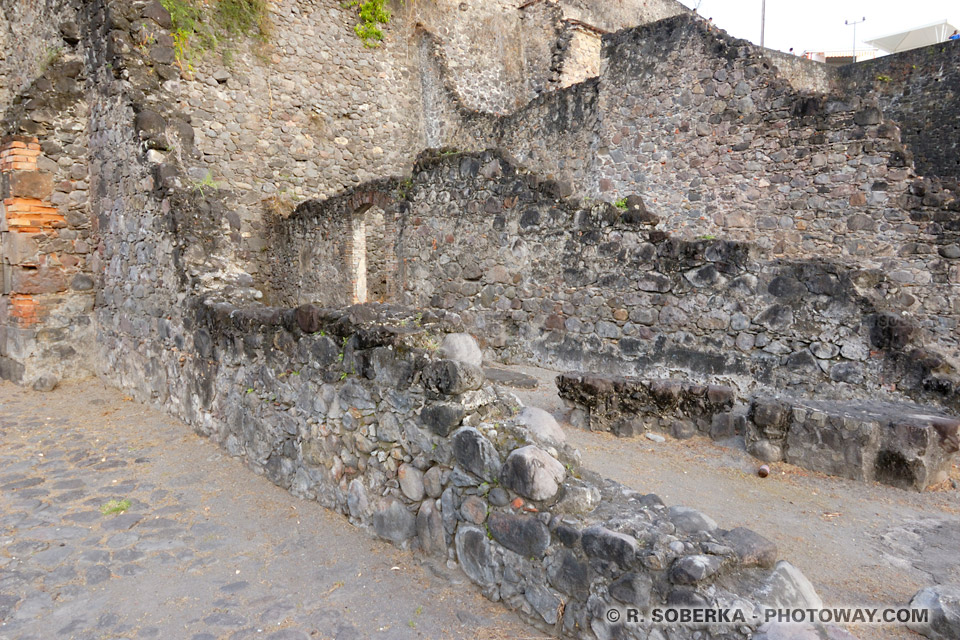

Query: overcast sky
[{"left": 674, "top": 0, "right": 959, "bottom": 54}]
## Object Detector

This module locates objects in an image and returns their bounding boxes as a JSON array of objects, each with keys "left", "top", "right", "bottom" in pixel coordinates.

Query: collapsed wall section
[{"left": 838, "top": 40, "right": 960, "bottom": 180}]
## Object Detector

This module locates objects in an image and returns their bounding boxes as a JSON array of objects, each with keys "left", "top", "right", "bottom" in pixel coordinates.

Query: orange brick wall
[{"left": 1, "top": 135, "right": 66, "bottom": 329}]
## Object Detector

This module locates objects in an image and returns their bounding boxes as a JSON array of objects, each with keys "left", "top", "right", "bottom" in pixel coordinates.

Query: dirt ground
[{"left": 505, "top": 363, "right": 960, "bottom": 640}]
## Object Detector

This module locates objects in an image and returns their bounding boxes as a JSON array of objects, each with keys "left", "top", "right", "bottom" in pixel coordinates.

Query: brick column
[{"left": 0, "top": 135, "right": 65, "bottom": 384}]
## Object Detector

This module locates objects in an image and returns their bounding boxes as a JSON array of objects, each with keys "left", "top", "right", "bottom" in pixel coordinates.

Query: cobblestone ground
[{"left": 0, "top": 380, "right": 542, "bottom": 640}]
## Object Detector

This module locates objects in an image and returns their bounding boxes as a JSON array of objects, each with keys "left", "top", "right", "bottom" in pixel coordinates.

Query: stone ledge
[
  {"left": 557, "top": 372, "right": 736, "bottom": 438},
  {"left": 747, "top": 396, "right": 960, "bottom": 491}
]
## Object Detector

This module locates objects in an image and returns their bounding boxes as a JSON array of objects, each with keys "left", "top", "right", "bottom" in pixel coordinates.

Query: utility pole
[
  {"left": 845, "top": 16, "right": 866, "bottom": 61},
  {"left": 761, "top": 0, "right": 766, "bottom": 48}
]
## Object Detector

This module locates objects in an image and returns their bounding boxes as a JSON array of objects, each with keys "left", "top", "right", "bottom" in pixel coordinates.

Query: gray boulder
[
  {"left": 439, "top": 333, "right": 483, "bottom": 367},
  {"left": 398, "top": 464, "right": 424, "bottom": 501},
  {"left": 373, "top": 497, "right": 416, "bottom": 544},
  {"left": 422, "top": 359, "right": 484, "bottom": 396},
  {"left": 456, "top": 525, "right": 500, "bottom": 586},
  {"left": 755, "top": 561, "right": 823, "bottom": 610},
  {"left": 909, "top": 584, "right": 960, "bottom": 640},
  {"left": 516, "top": 407, "right": 566, "bottom": 444},
  {"left": 452, "top": 427, "right": 501, "bottom": 482},
  {"left": 500, "top": 445, "right": 565, "bottom": 501},
  {"left": 668, "top": 506, "right": 718, "bottom": 534},
  {"left": 487, "top": 511, "right": 550, "bottom": 558},
  {"left": 416, "top": 500, "right": 445, "bottom": 557}
]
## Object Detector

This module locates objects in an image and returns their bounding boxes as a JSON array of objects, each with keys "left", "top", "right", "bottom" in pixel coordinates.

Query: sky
[{"left": 674, "top": 0, "right": 959, "bottom": 55}]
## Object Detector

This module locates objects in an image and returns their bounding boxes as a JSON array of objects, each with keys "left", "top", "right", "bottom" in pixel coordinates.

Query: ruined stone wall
[
  {"left": 761, "top": 49, "right": 834, "bottom": 94},
  {"left": 412, "top": 16, "right": 959, "bottom": 361},
  {"left": 557, "top": 0, "right": 687, "bottom": 33},
  {"left": 0, "top": 0, "right": 95, "bottom": 388},
  {"left": 0, "top": 0, "right": 78, "bottom": 107},
  {"left": 559, "top": 26, "right": 602, "bottom": 88},
  {"left": 267, "top": 150, "right": 960, "bottom": 414},
  {"left": 838, "top": 39, "right": 960, "bottom": 179},
  {"left": 170, "top": 0, "right": 580, "bottom": 281},
  {"left": 517, "top": 0, "right": 566, "bottom": 97},
  {"left": 119, "top": 298, "right": 819, "bottom": 640}
]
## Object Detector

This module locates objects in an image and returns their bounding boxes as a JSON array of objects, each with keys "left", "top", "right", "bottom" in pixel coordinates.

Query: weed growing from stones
[
  {"left": 343, "top": 0, "right": 391, "bottom": 47},
  {"left": 100, "top": 499, "right": 131, "bottom": 515},
  {"left": 161, "top": 0, "right": 271, "bottom": 71}
]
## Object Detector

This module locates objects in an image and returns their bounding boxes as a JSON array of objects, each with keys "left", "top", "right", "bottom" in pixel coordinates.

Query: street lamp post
[
  {"left": 845, "top": 16, "right": 866, "bottom": 61},
  {"left": 761, "top": 0, "right": 766, "bottom": 48}
]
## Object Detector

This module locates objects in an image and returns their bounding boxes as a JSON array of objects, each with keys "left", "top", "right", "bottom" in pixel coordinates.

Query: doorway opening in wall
[{"left": 350, "top": 204, "right": 391, "bottom": 304}]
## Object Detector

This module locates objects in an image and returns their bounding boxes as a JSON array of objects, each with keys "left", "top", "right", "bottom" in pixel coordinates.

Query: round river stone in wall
[
  {"left": 439, "top": 333, "right": 483, "bottom": 367},
  {"left": 516, "top": 407, "right": 566, "bottom": 445},
  {"left": 500, "top": 445, "right": 566, "bottom": 501}
]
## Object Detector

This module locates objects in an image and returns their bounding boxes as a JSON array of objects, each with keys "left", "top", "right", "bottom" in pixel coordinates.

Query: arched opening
[{"left": 348, "top": 201, "right": 395, "bottom": 304}]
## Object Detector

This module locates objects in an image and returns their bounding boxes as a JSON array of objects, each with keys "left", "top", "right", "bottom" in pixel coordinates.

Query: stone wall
[
  {"left": 117, "top": 297, "right": 827, "bottom": 639},
  {"left": 559, "top": 24, "right": 602, "bottom": 88},
  {"left": 0, "top": 0, "right": 78, "bottom": 107},
  {"left": 759, "top": 48, "right": 834, "bottom": 94},
  {"left": 557, "top": 372, "right": 960, "bottom": 491},
  {"left": 267, "top": 150, "right": 960, "bottom": 416},
  {"left": 0, "top": 6, "right": 94, "bottom": 389},
  {"left": 557, "top": 0, "right": 687, "bottom": 33},
  {"left": 838, "top": 39, "right": 960, "bottom": 179}
]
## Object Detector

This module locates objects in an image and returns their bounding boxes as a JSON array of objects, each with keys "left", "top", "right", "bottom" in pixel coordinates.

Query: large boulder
[
  {"left": 581, "top": 525, "right": 638, "bottom": 569},
  {"left": 754, "top": 561, "right": 823, "bottom": 610},
  {"left": 500, "top": 445, "right": 565, "bottom": 501},
  {"left": 422, "top": 359, "right": 484, "bottom": 396},
  {"left": 668, "top": 506, "right": 718, "bottom": 534},
  {"left": 372, "top": 497, "right": 416, "bottom": 544},
  {"left": 416, "top": 500, "right": 445, "bottom": 557},
  {"left": 721, "top": 527, "right": 778, "bottom": 568},
  {"left": 487, "top": 511, "right": 550, "bottom": 558},
  {"left": 909, "top": 584, "right": 960, "bottom": 640},
  {"left": 439, "top": 333, "right": 483, "bottom": 367},
  {"left": 456, "top": 525, "right": 501, "bottom": 587}
]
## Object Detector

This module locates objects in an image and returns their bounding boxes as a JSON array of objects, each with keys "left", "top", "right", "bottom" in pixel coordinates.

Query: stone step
[
  {"left": 746, "top": 396, "right": 960, "bottom": 491},
  {"left": 556, "top": 370, "right": 960, "bottom": 491}
]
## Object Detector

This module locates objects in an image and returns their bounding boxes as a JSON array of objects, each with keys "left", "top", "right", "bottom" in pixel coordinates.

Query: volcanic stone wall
[
  {"left": 0, "top": 0, "right": 78, "bottom": 106},
  {"left": 838, "top": 39, "right": 960, "bottom": 179},
  {"left": 267, "top": 150, "right": 960, "bottom": 414},
  {"left": 122, "top": 299, "right": 824, "bottom": 640}
]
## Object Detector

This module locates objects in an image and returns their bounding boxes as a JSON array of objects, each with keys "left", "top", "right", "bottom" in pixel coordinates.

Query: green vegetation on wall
[
  {"left": 160, "top": 0, "right": 271, "bottom": 70},
  {"left": 344, "top": 0, "right": 392, "bottom": 47}
]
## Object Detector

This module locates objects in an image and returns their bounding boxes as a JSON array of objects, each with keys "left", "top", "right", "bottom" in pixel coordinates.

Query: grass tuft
[{"left": 100, "top": 499, "right": 132, "bottom": 515}]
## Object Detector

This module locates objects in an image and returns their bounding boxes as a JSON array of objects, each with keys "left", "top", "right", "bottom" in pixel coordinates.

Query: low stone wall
[
  {"left": 556, "top": 371, "right": 960, "bottom": 491},
  {"left": 556, "top": 372, "right": 736, "bottom": 439},
  {"left": 131, "top": 300, "right": 831, "bottom": 638},
  {"left": 745, "top": 396, "right": 959, "bottom": 491}
]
